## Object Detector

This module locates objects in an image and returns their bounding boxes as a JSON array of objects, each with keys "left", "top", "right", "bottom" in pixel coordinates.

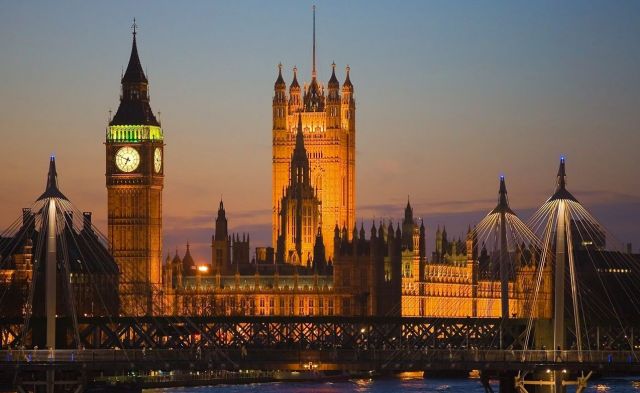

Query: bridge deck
[{"left": 1, "top": 349, "right": 638, "bottom": 373}]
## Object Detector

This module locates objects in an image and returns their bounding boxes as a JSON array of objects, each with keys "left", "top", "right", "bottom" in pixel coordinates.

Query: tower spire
[
  {"left": 557, "top": 156, "right": 567, "bottom": 191},
  {"left": 549, "top": 156, "right": 578, "bottom": 202},
  {"left": 312, "top": 5, "right": 317, "bottom": 79},
  {"left": 490, "top": 175, "right": 514, "bottom": 215},
  {"left": 38, "top": 156, "right": 68, "bottom": 201}
]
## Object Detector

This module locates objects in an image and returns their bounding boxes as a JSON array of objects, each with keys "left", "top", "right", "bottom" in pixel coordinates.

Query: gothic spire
[
  {"left": 110, "top": 21, "right": 159, "bottom": 127},
  {"left": 291, "top": 66, "right": 300, "bottom": 89},
  {"left": 328, "top": 62, "right": 339, "bottom": 88},
  {"left": 343, "top": 65, "right": 353, "bottom": 90},
  {"left": 290, "top": 114, "right": 311, "bottom": 187},
  {"left": 274, "top": 62, "right": 286, "bottom": 89},
  {"left": 312, "top": 5, "right": 317, "bottom": 79},
  {"left": 122, "top": 19, "right": 147, "bottom": 84}
]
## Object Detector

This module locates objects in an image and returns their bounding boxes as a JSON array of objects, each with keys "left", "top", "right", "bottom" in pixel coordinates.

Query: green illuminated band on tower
[{"left": 107, "top": 125, "right": 163, "bottom": 142}]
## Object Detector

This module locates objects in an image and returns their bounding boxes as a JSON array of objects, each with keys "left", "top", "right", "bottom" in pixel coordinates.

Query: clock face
[
  {"left": 115, "top": 146, "right": 140, "bottom": 173},
  {"left": 154, "top": 147, "right": 162, "bottom": 173}
]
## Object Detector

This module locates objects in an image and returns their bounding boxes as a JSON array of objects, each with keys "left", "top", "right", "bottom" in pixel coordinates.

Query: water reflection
[{"left": 149, "top": 377, "right": 640, "bottom": 393}]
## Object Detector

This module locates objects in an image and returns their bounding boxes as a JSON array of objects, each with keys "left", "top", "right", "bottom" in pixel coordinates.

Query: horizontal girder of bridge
[
  {"left": 1, "top": 349, "right": 639, "bottom": 373},
  {"left": 2, "top": 317, "right": 637, "bottom": 358},
  {"left": 1, "top": 316, "right": 527, "bottom": 350}
]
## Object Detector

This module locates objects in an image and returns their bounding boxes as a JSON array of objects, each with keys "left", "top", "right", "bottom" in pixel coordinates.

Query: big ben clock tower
[{"left": 106, "top": 24, "right": 164, "bottom": 315}]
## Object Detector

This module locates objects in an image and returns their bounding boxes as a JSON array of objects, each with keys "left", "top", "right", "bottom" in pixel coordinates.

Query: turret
[
  {"left": 182, "top": 242, "right": 195, "bottom": 276},
  {"left": 402, "top": 197, "right": 414, "bottom": 250},
  {"left": 341, "top": 65, "right": 355, "bottom": 131},
  {"left": 313, "top": 226, "right": 327, "bottom": 273},
  {"left": 290, "top": 115, "right": 311, "bottom": 188},
  {"left": 419, "top": 220, "right": 426, "bottom": 280},
  {"left": 289, "top": 66, "right": 301, "bottom": 113},
  {"left": 435, "top": 225, "right": 443, "bottom": 257},
  {"left": 273, "top": 63, "right": 287, "bottom": 130},
  {"left": 215, "top": 199, "right": 228, "bottom": 241},
  {"left": 326, "top": 62, "right": 341, "bottom": 128}
]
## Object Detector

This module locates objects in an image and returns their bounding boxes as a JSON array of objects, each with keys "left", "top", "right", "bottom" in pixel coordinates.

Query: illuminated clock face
[
  {"left": 154, "top": 148, "right": 162, "bottom": 173},
  {"left": 115, "top": 146, "right": 140, "bottom": 173}
]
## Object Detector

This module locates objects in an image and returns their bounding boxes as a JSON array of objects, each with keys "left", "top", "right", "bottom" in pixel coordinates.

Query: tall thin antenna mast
[{"left": 312, "top": 5, "right": 316, "bottom": 79}]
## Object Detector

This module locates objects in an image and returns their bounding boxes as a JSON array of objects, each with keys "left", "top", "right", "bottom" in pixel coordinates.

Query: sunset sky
[{"left": 1, "top": 1, "right": 639, "bottom": 263}]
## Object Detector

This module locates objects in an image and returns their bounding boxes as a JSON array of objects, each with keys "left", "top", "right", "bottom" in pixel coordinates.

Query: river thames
[{"left": 148, "top": 376, "right": 640, "bottom": 392}]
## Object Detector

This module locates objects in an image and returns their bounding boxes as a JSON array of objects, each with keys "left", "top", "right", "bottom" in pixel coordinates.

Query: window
[
  {"left": 269, "top": 298, "right": 275, "bottom": 315},
  {"left": 319, "top": 298, "right": 324, "bottom": 316},
  {"left": 328, "top": 299, "right": 334, "bottom": 316},
  {"left": 299, "top": 298, "right": 304, "bottom": 315},
  {"left": 289, "top": 298, "right": 295, "bottom": 316},
  {"left": 308, "top": 299, "right": 314, "bottom": 316}
]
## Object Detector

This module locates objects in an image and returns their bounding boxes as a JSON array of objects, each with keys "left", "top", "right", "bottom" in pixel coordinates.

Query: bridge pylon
[{"left": 516, "top": 157, "right": 592, "bottom": 393}]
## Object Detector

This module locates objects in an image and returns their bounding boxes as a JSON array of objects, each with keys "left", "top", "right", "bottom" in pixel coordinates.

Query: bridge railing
[{"left": 0, "top": 348, "right": 637, "bottom": 367}]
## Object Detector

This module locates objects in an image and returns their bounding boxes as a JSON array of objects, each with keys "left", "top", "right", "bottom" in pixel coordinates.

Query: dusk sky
[{"left": 1, "top": 1, "right": 639, "bottom": 263}]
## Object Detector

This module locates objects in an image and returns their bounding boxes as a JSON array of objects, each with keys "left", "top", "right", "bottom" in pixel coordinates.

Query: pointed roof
[
  {"left": 343, "top": 65, "right": 353, "bottom": 90},
  {"left": 122, "top": 32, "right": 147, "bottom": 84},
  {"left": 328, "top": 62, "right": 339, "bottom": 88},
  {"left": 405, "top": 196, "right": 413, "bottom": 218},
  {"left": 172, "top": 248, "right": 182, "bottom": 265},
  {"left": 548, "top": 156, "right": 578, "bottom": 202},
  {"left": 290, "top": 66, "right": 300, "bottom": 89},
  {"left": 291, "top": 114, "right": 310, "bottom": 171},
  {"left": 37, "top": 156, "right": 68, "bottom": 201},
  {"left": 182, "top": 242, "right": 196, "bottom": 273},
  {"left": 490, "top": 175, "right": 515, "bottom": 215},
  {"left": 274, "top": 63, "right": 286, "bottom": 89},
  {"left": 110, "top": 27, "right": 160, "bottom": 127}
]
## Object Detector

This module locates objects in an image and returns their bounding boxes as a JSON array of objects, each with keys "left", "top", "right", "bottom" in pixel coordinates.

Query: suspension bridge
[{"left": 1, "top": 157, "right": 639, "bottom": 393}]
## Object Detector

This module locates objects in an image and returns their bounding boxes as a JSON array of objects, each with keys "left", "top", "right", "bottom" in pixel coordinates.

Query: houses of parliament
[{"left": 0, "top": 16, "right": 552, "bottom": 319}]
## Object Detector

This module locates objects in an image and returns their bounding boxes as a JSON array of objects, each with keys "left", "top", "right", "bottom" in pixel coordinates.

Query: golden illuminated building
[
  {"left": 101, "top": 21, "right": 551, "bottom": 319},
  {"left": 106, "top": 27, "right": 164, "bottom": 315},
  {"left": 272, "top": 8, "right": 355, "bottom": 262}
]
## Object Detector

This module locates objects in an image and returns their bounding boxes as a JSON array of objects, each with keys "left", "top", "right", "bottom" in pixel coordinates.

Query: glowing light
[
  {"left": 197, "top": 265, "right": 209, "bottom": 273},
  {"left": 107, "top": 125, "right": 163, "bottom": 142}
]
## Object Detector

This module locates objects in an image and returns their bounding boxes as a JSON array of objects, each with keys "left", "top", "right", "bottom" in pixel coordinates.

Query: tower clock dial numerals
[
  {"left": 154, "top": 148, "right": 162, "bottom": 173},
  {"left": 115, "top": 146, "right": 140, "bottom": 172}
]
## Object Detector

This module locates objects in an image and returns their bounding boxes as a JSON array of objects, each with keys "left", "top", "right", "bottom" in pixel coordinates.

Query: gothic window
[
  {"left": 328, "top": 299, "right": 334, "bottom": 315},
  {"left": 308, "top": 298, "right": 314, "bottom": 315},
  {"left": 299, "top": 298, "right": 304, "bottom": 315}
]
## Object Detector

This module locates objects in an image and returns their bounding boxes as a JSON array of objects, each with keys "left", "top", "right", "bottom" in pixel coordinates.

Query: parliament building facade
[{"left": 101, "top": 23, "right": 551, "bottom": 318}]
